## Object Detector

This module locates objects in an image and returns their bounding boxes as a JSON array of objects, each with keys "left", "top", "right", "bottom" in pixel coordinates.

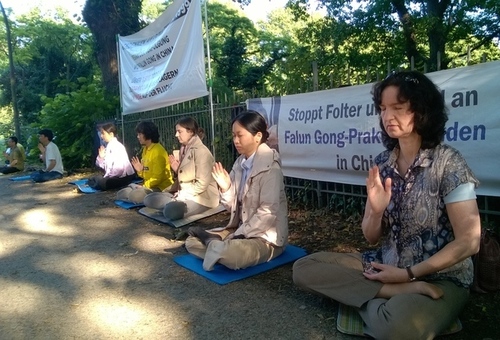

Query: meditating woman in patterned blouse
[{"left": 293, "top": 71, "right": 481, "bottom": 339}]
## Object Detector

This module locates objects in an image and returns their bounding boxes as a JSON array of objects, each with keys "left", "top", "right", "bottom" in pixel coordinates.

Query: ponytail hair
[
  {"left": 176, "top": 117, "right": 205, "bottom": 139},
  {"left": 231, "top": 110, "right": 269, "bottom": 143}
]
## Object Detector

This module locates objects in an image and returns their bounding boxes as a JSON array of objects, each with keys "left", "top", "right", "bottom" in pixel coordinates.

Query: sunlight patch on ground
[
  {"left": 131, "top": 232, "right": 184, "bottom": 254},
  {"left": 91, "top": 302, "right": 142, "bottom": 331},
  {"left": 0, "top": 279, "right": 44, "bottom": 315},
  {"left": 83, "top": 293, "right": 188, "bottom": 338},
  {"left": 19, "top": 208, "right": 78, "bottom": 236},
  {"left": 36, "top": 252, "right": 153, "bottom": 281},
  {"left": 0, "top": 231, "right": 35, "bottom": 258}
]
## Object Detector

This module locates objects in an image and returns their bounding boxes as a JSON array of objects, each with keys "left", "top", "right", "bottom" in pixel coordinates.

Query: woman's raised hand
[
  {"left": 212, "top": 162, "right": 231, "bottom": 193},
  {"left": 98, "top": 145, "right": 106, "bottom": 158},
  {"left": 366, "top": 165, "right": 392, "bottom": 215},
  {"left": 131, "top": 156, "right": 144, "bottom": 172},
  {"left": 169, "top": 154, "right": 180, "bottom": 173}
]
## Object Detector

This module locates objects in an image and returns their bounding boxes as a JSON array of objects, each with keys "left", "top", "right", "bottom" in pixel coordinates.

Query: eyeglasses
[{"left": 385, "top": 71, "right": 419, "bottom": 84}]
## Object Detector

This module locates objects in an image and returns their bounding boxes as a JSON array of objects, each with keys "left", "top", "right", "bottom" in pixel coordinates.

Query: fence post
[{"left": 317, "top": 181, "right": 322, "bottom": 208}]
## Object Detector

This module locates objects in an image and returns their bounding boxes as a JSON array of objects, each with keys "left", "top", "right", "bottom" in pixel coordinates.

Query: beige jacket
[
  {"left": 171, "top": 136, "right": 219, "bottom": 208},
  {"left": 215, "top": 143, "right": 288, "bottom": 247}
]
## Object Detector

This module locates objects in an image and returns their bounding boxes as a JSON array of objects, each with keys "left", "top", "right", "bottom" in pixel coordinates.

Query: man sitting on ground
[
  {"left": 0, "top": 136, "right": 24, "bottom": 174},
  {"left": 31, "top": 129, "right": 64, "bottom": 183}
]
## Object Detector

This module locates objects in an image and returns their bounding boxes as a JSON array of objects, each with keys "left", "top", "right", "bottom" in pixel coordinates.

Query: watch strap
[{"left": 405, "top": 265, "right": 417, "bottom": 282}]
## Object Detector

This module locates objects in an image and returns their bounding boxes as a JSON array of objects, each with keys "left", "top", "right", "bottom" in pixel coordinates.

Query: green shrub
[{"left": 34, "top": 78, "right": 119, "bottom": 170}]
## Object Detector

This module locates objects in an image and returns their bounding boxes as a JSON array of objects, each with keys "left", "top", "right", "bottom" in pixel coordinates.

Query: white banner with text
[
  {"left": 247, "top": 61, "right": 500, "bottom": 197},
  {"left": 118, "top": 0, "right": 208, "bottom": 115}
]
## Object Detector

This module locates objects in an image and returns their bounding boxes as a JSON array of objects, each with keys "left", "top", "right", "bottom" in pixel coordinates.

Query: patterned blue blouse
[{"left": 363, "top": 144, "right": 479, "bottom": 288}]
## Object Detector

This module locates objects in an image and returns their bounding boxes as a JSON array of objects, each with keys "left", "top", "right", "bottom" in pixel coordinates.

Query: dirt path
[{"left": 0, "top": 174, "right": 350, "bottom": 339}]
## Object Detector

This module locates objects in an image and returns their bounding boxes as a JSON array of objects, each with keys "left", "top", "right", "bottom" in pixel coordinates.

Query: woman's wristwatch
[{"left": 405, "top": 265, "right": 418, "bottom": 282}]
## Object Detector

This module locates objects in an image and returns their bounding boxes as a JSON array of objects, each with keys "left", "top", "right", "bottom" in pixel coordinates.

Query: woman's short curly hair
[
  {"left": 371, "top": 71, "right": 448, "bottom": 150},
  {"left": 135, "top": 121, "right": 160, "bottom": 143}
]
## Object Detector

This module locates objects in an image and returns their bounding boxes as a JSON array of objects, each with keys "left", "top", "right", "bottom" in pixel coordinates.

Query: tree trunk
[
  {"left": 427, "top": 0, "right": 450, "bottom": 71},
  {"left": 82, "top": 0, "right": 142, "bottom": 94},
  {"left": 391, "top": 0, "right": 426, "bottom": 69},
  {"left": 0, "top": 1, "right": 21, "bottom": 140}
]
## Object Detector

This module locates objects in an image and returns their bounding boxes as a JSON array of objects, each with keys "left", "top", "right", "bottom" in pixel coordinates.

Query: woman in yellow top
[{"left": 116, "top": 121, "right": 173, "bottom": 204}]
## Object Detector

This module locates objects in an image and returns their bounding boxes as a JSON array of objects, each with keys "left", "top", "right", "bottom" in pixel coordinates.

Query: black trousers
[
  {"left": 88, "top": 173, "right": 136, "bottom": 191},
  {"left": 0, "top": 166, "right": 21, "bottom": 174}
]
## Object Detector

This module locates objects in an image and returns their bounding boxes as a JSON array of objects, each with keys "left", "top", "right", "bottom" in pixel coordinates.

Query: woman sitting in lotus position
[
  {"left": 185, "top": 110, "right": 288, "bottom": 271},
  {"left": 143, "top": 117, "right": 219, "bottom": 220},
  {"left": 293, "top": 71, "right": 481, "bottom": 339}
]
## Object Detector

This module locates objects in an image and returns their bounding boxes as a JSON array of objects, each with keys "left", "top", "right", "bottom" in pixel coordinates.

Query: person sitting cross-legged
[
  {"left": 185, "top": 110, "right": 288, "bottom": 271},
  {"left": 88, "top": 123, "right": 136, "bottom": 191},
  {"left": 116, "top": 121, "right": 174, "bottom": 204},
  {"left": 31, "top": 129, "right": 64, "bottom": 183},
  {"left": 143, "top": 117, "right": 219, "bottom": 221},
  {"left": 0, "top": 136, "right": 24, "bottom": 175},
  {"left": 293, "top": 71, "right": 481, "bottom": 339}
]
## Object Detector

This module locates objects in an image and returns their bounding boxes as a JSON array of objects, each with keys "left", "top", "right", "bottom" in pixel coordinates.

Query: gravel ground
[{"left": 0, "top": 173, "right": 352, "bottom": 340}]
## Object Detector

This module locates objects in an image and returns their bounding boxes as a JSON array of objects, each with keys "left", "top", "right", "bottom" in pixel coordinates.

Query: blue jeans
[{"left": 31, "top": 170, "right": 63, "bottom": 183}]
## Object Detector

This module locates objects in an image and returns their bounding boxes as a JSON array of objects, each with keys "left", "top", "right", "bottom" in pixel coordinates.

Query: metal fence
[
  {"left": 120, "top": 99, "right": 238, "bottom": 170},
  {"left": 119, "top": 96, "right": 500, "bottom": 232}
]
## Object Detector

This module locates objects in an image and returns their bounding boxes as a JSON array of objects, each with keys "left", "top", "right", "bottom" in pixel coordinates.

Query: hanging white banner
[
  {"left": 118, "top": 0, "right": 208, "bottom": 115},
  {"left": 247, "top": 61, "right": 500, "bottom": 197}
]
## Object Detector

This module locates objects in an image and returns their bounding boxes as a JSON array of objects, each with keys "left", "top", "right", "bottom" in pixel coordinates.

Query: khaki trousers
[
  {"left": 116, "top": 185, "right": 155, "bottom": 204},
  {"left": 293, "top": 252, "right": 469, "bottom": 340},
  {"left": 185, "top": 229, "right": 284, "bottom": 271}
]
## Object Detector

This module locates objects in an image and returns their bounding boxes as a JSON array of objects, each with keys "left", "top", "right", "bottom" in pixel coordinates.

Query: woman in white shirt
[{"left": 88, "top": 123, "right": 136, "bottom": 190}]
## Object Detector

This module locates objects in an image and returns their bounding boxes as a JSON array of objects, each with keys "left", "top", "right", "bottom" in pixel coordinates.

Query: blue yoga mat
[
  {"left": 9, "top": 175, "right": 32, "bottom": 182},
  {"left": 69, "top": 178, "right": 143, "bottom": 194},
  {"left": 68, "top": 179, "right": 88, "bottom": 185},
  {"left": 174, "top": 244, "right": 307, "bottom": 285},
  {"left": 114, "top": 200, "right": 145, "bottom": 209},
  {"left": 68, "top": 179, "right": 100, "bottom": 194}
]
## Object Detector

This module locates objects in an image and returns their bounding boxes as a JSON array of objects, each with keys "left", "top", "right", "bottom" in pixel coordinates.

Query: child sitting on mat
[
  {"left": 185, "top": 110, "right": 288, "bottom": 271},
  {"left": 116, "top": 121, "right": 173, "bottom": 204},
  {"left": 143, "top": 117, "right": 219, "bottom": 220}
]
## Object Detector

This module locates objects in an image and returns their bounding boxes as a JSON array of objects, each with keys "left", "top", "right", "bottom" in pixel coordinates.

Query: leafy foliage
[
  {"left": 0, "top": 10, "right": 96, "bottom": 127},
  {"left": 34, "top": 78, "right": 118, "bottom": 170},
  {"left": 1, "top": 0, "right": 499, "bottom": 170},
  {"left": 310, "top": 0, "right": 500, "bottom": 71}
]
